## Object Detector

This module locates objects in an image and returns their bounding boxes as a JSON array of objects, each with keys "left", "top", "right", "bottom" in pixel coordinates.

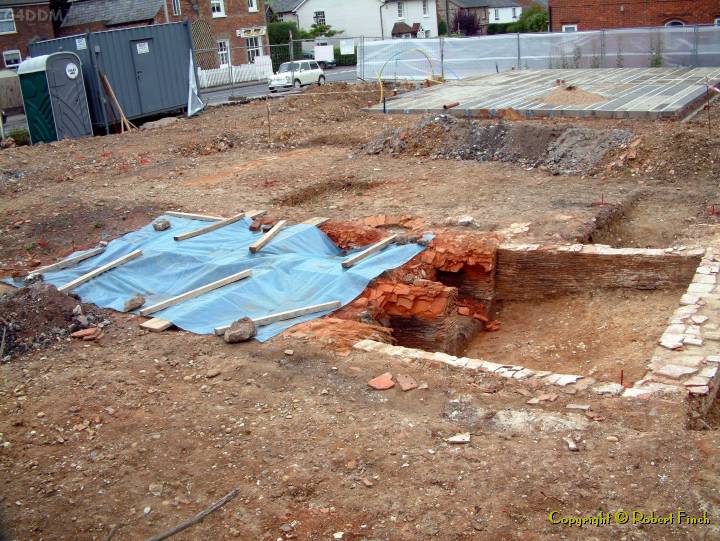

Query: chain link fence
[{"left": 359, "top": 25, "right": 720, "bottom": 81}]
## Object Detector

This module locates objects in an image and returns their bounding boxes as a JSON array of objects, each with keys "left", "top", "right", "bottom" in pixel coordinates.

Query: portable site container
[
  {"left": 28, "top": 21, "right": 194, "bottom": 133},
  {"left": 17, "top": 52, "right": 92, "bottom": 144}
]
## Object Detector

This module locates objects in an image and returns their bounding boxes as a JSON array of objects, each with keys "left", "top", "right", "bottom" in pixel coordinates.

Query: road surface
[{"left": 201, "top": 67, "right": 358, "bottom": 106}]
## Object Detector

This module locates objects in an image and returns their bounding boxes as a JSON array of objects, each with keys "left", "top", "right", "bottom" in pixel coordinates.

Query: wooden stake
[
  {"left": 164, "top": 211, "right": 225, "bottom": 222},
  {"left": 58, "top": 249, "right": 142, "bottom": 293},
  {"left": 174, "top": 212, "right": 246, "bottom": 241},
  {"left": 139, "top": 270, "right": 252, "bottom": 316},
  {"left": 100, "top": 73, "right": 136, "bottom": 132},
  {"left": 249, "top": 220, "right": 286, "bottom": 253},
  {"left": 27, "top": 246, "right": 106, "bottom": 278},
  {"left": 213, "top": 300, "right": 341, "bottom": 335},
  {"left": 341, "top": 235, "right": 397, "bottom": 269},
  {"left": 145, "top": 488, "right": 239, "bottom": 541},
  {"left": 302, "top": 217, "right": 329, "bottom": 226}
]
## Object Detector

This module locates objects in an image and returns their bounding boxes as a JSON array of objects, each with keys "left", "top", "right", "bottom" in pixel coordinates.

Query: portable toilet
[{"left": 17, "top": 52, "right": 92, "bottom": 144}]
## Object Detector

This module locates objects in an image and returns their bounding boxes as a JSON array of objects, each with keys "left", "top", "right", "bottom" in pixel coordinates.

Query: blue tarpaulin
[{"left": 6, "top": 216, "right": 427, "bottom": 341}]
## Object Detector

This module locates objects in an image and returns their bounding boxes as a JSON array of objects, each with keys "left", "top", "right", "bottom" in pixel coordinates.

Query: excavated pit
[{"left": 313, "top": 219, "right": 702, "bottom": 384}]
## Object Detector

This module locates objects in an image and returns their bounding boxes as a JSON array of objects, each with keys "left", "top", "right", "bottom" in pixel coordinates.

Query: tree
[
  {"left": 507, "top": 4, "right": 548, "bottom": 33},
  {"left": 438, "top": 19, "right": 448, "bottom": 35},
  {"left": 267, "top": 21, "right": 342, "bottom": 45},
  {"left": 452, "top": 9, "right": 480, "bottom": 36}
]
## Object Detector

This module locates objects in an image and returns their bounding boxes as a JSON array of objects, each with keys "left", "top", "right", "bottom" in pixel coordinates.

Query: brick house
[
  {"left": 59, "top": 0, "right": 268, "bottom": 68},
  {"left": 436, "top": 0, "right": 524, "bottom": 34},
  {"left": 0, "top": 0, "right": 55, "bottom": 69},
  {"left": 549, "top": 0, "right": 720, "bottom": 33}
]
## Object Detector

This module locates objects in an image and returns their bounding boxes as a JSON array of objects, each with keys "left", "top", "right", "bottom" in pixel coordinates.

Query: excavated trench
[{"left": 317, "top": 219, "right": 701, "bottom": 385}]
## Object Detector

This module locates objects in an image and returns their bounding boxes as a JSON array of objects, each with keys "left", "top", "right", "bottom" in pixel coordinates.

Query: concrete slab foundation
[{"left": 374, "top": 68, "right": 720, "bottom": 120}]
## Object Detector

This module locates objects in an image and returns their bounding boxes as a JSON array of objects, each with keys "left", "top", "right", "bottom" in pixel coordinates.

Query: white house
[
  {"left": 268, "top": 0, "right": 439, "bottom": 39},
  {"left": 486, "top": 0, "right": 522, "bottom": 24}
]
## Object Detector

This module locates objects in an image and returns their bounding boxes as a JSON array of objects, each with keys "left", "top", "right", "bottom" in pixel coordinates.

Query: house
[
  {"left": 59, "top": 0, "right": 268, "bottom": 70},
  {"left": 549, "top": 0, "right": 720, "bottom": 33},
  {"left": 436, "top": 0, "right": 523, "bottom": 33},
  {"left": 0, "top": 0, "right": 55, "bottom": 69},
  {"left": 268, "top": 0, "right": 438, "bottom": 39}
]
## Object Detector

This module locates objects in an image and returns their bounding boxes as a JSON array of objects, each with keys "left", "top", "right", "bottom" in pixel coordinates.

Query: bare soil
[
  {"left": 464, "top": 288, "right": 685, "bottom": 384},
  {"left": 1, "top": 84, "right": 720, "bottom": 540}
]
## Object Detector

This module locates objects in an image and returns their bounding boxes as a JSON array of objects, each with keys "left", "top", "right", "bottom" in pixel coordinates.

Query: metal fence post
[
  {"left": 229, "top": 48, "right": 235, "bottom": 93},
  {"left": 516, "top": 32, "right": 521, "bottom": 70},
  {"left": 693, "top": 25, "right": 699, "bottom": 67},
  {"left": 440, "top": 35, "right": 445, "bottom": 80}
]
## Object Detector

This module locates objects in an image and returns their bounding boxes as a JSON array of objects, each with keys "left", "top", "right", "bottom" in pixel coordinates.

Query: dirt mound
[
  {"left": 366, "top": 115, "right": 633, "bottom": 175},
  {"left": 0, "top": 283, "right": 108, "bottom": 359}
]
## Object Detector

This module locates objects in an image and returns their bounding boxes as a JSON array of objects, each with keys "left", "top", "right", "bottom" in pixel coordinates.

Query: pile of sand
[{"left": 539, "top": 86, "right": 608, "bottom": 106}]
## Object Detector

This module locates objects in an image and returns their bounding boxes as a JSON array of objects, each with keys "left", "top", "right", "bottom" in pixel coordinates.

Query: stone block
[{"left": 654, "top": 364, "right": 697, "bottom": 379}]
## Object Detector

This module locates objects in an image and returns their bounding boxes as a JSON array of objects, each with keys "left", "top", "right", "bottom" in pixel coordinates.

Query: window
[
  {"left": 210, "top": 0, "right": 225, "bottom": 17},
  {"left": 310, "top": 61, "right": 319, "bottom": 70},
  {"left": 313, "top": 10, "right": 325, "bottom": 25},
  {"left": 512, "top": 7, "right": 517, "bottom": 19},
  {"left": 3, "top": 49, "right": 20, "bottom": 69},
  {"left": 0, "top": 9, "right": 15, "bottom": 34},
  {"left": 397, "top": 1, "right": 404, "bottom": 18},
  {"left": 664, "top": 19, "right": 685, "bottom": 27},
  {"left": 217, "top": 39, "right": 230, "bottom": 66},
  {"left": 422, "top": 0, "right": 428, "bottom": 17},
  {"left": 716, "top": 17, "right": 720, "bottom": 26},
  {"left": 245, "top": 36, "right": 261, "bottom": 63},
  {"left": 172, "top": 0, "right": 181, "bottom": 16},
  {"left": 248, "top": 0, "right": 257, "bottom": 12},
  {"left": 562, "top": 24, "right": 577, "bottom": 32},
  {"left": 493, "top": 8, "right": 499, "bottom": 21}
]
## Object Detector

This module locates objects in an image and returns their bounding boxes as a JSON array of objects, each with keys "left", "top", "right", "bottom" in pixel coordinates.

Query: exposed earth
[{"left": 1, "top": 83, "right": 720, "bottom": 540}]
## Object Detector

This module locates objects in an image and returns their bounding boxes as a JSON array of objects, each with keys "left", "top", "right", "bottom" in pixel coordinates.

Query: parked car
[
  {"left": 268, "top": 61, "right": 325, "bottom": 92},
  {"left": 302, "top": 51, "right": 336, "bottom": 69}
]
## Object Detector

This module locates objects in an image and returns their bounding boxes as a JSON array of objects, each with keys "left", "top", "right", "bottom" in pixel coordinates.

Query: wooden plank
[
  {"left": 140, "top": 318, "right": 173, "bottom": 332},
  {"left": 139, "top": 269, "right": 252, "bottom": 316},
  {"left": 173, "top": 212, "right": 246, "bottom": 241},
  {"left": 249, "top": 220, "right": 286, "bottom": 254},
  {"left": 341, "top": 235, "right": 398, "bottom": 269},
  {"left": 213, "top": 300, "right": 342, "bottom": 336},
  {"left": 246, "top": 209, "right": 267, "bottom": 219},
  {"left": 164, "top": 211, "right": 225, "bottom": 221},
  {"left": 302, "top": 217, "right": 330, "bottom": 226},
  {"left": 58, "top": 249, "right": 143, "bottom": 293},
  {"left": 27, "top": 246, "right": 106, "bottom": 278}
]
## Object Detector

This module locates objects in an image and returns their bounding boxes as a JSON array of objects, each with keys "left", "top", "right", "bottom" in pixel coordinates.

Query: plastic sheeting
[
  {"left": 6, "top": 216, "right": 427, "bottom": 341},
  {"left": 359, "top": 26, "right": 720, "bottom": 80}
]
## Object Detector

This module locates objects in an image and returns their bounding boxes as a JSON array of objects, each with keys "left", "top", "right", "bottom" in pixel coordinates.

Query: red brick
[{"left": 549, "top": 0, "right": 720, "bottom": 32}]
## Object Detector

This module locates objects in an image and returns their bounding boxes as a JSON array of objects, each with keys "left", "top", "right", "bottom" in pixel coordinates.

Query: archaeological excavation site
[{"left": 2, "top": 71, "right": 720, "bottom": 540}]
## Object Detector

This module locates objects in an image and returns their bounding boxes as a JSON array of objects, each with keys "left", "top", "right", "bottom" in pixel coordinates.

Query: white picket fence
[{"left": 197, "top": 56, "right": 273, "bottom": 88}]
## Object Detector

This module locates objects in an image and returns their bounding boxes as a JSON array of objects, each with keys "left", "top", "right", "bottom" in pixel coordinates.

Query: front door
[{"left": 130, "top": 38, "right": 164, "bottom": 114}]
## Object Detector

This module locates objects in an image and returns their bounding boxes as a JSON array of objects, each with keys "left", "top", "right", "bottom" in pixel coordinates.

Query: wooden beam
[
  {"left": 213, "top": 300, "right": 342, "bottom": 336},
  {"left": 341, "top": 235, "right": 397, "bottom": 269},
  {"left": 249, "top": 220, "right": 286, "bottom": 254},
  {"left": 27, "top": 246, "right": 106, "bottom": 278},
  {"left": 164, "top": 211, "right": 225, "bottom": 221},
  {"left": 246, "top": 209, "right": 267, "bottom": 219},
  {"left": 140, "top": 318, "right": 173, "bottom": 332},
  {"left": 58, "top": 249, "right": 142, "bottom": 293},
  {"left": 174, "top": 212, "right": 246, "bottom": 241},
  {"left": 302, "top": 217, "right": 330, "bottom": 226},
  {"left": 139, "top": 270, "right": 252, "bottom": 316}
]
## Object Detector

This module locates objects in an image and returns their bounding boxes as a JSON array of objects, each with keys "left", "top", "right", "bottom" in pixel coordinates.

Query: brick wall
[
  {"left": 0, "top": 4, "right": 55, "bottom": 63},
  {"left": 549, "top": 0, "right": 720, "bottom": 32},
  {"left": 164, "top": 0, "right": 267, "bottom": 65}
]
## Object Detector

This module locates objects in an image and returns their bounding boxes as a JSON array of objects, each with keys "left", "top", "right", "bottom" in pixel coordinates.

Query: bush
[
  {"left": 438, "top": 20, "right": 448, "bottom": 35},
  {"left": 507, "top": 4, "right": 548, "bottom": 33},
  {"left": 268, "top": 21, "right": 298, "bottom": 45},
  {"left": 487, "top": 23, "right": 512, "bottom": 35},
  {"left": 333, "top": 46, "right": 356, "bottom": 66}
]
